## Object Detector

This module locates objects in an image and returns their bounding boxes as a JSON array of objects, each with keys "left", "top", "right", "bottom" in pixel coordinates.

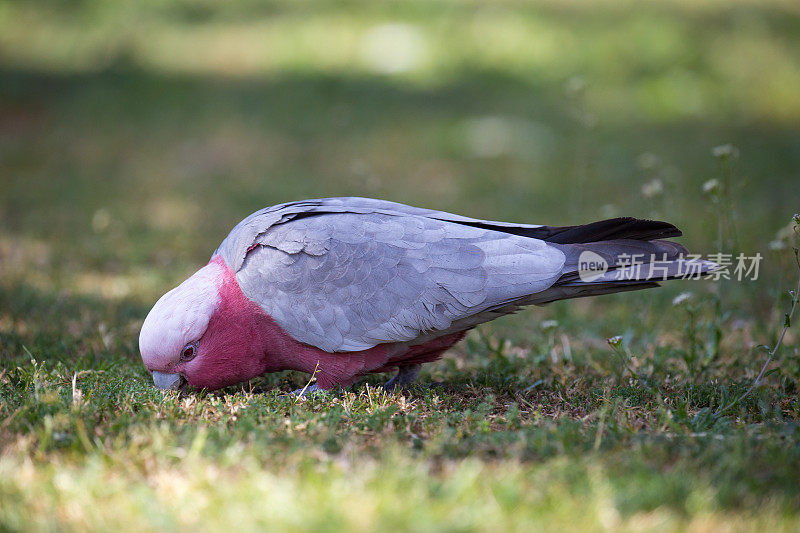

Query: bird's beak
[{"left": 152, "top": 371, "right": 185, "bottom": 391}]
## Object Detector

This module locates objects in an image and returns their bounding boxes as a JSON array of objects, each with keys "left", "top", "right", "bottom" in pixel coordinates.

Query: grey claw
[{"left": 290, "top": 383, "right": 326, "bottom": 397}]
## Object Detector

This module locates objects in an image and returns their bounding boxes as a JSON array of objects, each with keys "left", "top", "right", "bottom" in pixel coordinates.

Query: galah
[{"left": 139, "top": 197, "right": 714, "bottom": 393}]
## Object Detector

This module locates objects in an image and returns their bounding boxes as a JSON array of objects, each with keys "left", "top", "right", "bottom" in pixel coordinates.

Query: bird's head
[{"left": 139, "top": 257, "right": 269, "bottom": 391}]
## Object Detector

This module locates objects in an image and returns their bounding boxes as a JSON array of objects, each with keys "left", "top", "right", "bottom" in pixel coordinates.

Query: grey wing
[
  {"left": 215, "top": 197, "right": 549, "bottom": 271},
  {"left": 232, "top": 212, "right": 565, "bottom": 352}
]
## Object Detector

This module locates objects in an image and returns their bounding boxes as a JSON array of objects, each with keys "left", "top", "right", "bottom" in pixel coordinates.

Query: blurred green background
[
  {"left": 3, "top": 0, "right": 799, "bottom": 346},
  {"left": 2, "top": 0, "right": 800, "bottom": 530},
  {"left": 3, "top": 0, "right": 799, "bottom": 328},
  {"left": 2, "top": 0, "right": 798, "bottom": 265}
]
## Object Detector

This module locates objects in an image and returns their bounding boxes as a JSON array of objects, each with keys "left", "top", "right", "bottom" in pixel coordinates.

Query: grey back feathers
[
  {"left": 230, "top": 211, "right": 564, "bottom": 351},
  {"left": 215, "top": 197, "right": 711, "bottom": 352},
  {"left": 215, "top": 197, "right": 549, "bottom": 272}
]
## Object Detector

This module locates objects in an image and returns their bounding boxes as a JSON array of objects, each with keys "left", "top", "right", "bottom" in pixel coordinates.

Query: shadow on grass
[
  {"left": 0, "top": 279, "right": 147, "bottom": 369},
  {"left": 1, "top": 65, "right": 798, "bottom": 254}
]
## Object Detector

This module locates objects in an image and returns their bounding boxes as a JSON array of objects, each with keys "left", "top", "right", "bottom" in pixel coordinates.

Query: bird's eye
[{"left": 180, "top": 344, "right": 197, "bottom": 362}]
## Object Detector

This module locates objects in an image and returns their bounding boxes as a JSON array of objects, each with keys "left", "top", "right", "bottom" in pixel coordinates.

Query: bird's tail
[{"left": 530, "top": 218, "right": 717, "bottom": 304}]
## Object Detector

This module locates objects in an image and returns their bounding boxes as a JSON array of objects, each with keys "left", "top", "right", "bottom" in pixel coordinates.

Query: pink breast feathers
[{"left": 189, "top": 257, "right": 462, "bottom": 390}]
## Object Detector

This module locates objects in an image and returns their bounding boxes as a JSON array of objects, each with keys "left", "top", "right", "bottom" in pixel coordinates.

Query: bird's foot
[
  {"left": 289, "top": 383, "right": 326, "bottom": 397},
  {"left": 383, "top": 364, "right": 421, "bottom": 392}
]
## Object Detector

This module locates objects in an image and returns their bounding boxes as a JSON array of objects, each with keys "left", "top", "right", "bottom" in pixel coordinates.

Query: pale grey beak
[{"left": 152, "top": 371, "right": 184, "bottom": 390}]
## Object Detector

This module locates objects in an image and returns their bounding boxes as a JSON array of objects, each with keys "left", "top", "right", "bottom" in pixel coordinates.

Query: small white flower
[
  {"left": 769, "top": 240, "right": 787, "bottom": 251},
  {"left": 672, "top": 292, "right": 692, "bottom": 306},
  {"left": 606, "top": 335, "right": 623, "bottom": 347},
  {"left": 771, "top": 222, "right": 797, "bottom": 250},
  {"left": 702, "top": 179, "right": 720, "bottom": 194},
  {"left": 711, "top": 144, "right": 739, "bottom": 159},
  {"left": 641, "top": 178, "right": 663, "bottom": 199},
  {"left": 540, "top": 320, "right": 559, "bottom": 332}
]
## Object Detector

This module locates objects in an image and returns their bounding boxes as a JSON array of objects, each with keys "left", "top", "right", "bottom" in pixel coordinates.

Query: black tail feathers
[{"left": 541, "top": 217, "right": 682, "bottom": 244}]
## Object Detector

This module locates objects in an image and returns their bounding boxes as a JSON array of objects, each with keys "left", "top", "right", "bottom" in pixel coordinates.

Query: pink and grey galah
[{"left": 139, "top": 197, "right": 715, "bottom": 393}]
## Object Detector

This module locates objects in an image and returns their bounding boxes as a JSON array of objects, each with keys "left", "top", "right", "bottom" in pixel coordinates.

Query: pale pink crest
[{"left": 139, "top": 260, "right": 224, "bottom": 371}]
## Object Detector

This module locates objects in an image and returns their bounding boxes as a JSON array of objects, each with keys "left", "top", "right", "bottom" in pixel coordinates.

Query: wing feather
[{"left": 230, "top": 208, "right": 565, "bottom": 352}]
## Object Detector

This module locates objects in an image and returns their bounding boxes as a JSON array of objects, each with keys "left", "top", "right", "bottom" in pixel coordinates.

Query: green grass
[{"left": 2, "top": 0, "right": 800, "bottom": 530}]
